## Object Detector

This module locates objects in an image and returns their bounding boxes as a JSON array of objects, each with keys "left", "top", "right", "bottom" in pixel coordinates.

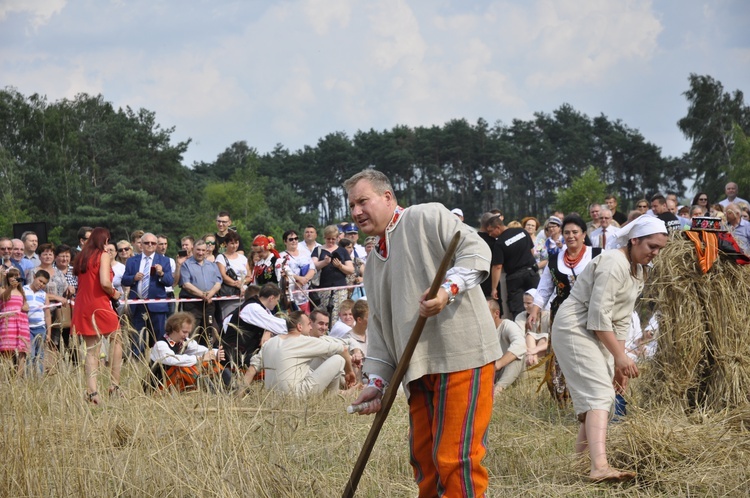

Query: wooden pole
[{"left": 342, "top": 231, "right": 462, "bottom": 498}]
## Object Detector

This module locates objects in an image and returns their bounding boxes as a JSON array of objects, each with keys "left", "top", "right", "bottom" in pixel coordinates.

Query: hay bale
[{"left": 640, "top": 235, "right": 750, "bottom": 411}]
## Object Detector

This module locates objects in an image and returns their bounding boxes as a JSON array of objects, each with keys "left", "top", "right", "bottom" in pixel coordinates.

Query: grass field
[{"left": 2, "top": 352, "right": 749, "bottom": 497}]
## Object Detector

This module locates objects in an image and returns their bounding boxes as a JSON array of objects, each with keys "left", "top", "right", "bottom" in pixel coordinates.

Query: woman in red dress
[{"left": 72, "top": 227, "right": 123, "bottom": 405}]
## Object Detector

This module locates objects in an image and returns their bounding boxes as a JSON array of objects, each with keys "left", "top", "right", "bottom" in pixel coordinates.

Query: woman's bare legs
[
  {"left": 108, "top": 331, "right": 123, "bottom": 393},
  {"left": 83, "top": 336, "right": 101, "bottom": 403},
  {"left": 583, "top": 409, "right": 635, "bottom": 481}
]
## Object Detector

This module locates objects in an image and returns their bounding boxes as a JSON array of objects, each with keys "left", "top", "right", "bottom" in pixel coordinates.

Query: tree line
[{"left": 0, "top": 73, "right": 747, "bottom": 254}]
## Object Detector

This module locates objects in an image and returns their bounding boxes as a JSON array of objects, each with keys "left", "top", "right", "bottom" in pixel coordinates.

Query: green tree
[
  {"left": 0, "top": 146, "right": 28, "bottom": 234},
  {"left": 726, "top": 124, "right": 750, "bottom": 196},
  {"left": 555, "top": 166, "right": 607, "bottom": 220},
  {"left": 677, "top": 74, "right": 750, "bottom": 198}
]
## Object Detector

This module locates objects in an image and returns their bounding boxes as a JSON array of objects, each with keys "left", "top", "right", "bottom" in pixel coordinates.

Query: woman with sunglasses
[
  {"left": 691, "top": 192, "right": 711, "bottom": 213},
  {"left": 634, "top": 199, "right": 649, "bottom": 215},
  {"left": 276, "top": 230, "right": 315, "bottom": 313},
  {"left": 202, "top": 234, "right": 217, "bottom": 262},
  {"left": 115, "top": 240, "right": 132, "bottom": 265},
  {"left": 215, "top": 230, "right": 250, "bottom": 319}
]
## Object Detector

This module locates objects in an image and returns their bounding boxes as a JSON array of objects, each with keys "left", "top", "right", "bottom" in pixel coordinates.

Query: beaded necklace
[{"left": 563, "top": 246, "right": 586, "bottom": 269}]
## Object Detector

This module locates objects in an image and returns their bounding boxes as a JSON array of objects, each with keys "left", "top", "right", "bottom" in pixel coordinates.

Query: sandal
[
  {"left": 108, "top": 385, "right": 124, "bottom": 398},
  {"left": 86, "top": 391, "right": 101, "bottom": 405}
]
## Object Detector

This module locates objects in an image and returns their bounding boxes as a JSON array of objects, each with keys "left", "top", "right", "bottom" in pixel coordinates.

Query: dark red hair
[{"left": 73, "top": 227, "right": 111, "bottom": 275}]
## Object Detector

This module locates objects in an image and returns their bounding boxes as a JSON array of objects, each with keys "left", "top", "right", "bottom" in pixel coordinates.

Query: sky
[{"left": 1, "top": 0, "right": 749, "bottom": 171}]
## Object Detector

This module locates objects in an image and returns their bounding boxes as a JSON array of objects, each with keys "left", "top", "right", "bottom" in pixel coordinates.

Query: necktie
[
  {"left": 601, "top": 231, "right": 606, "bottom": 248},
  {"left": 140, "top": 256, "right": 151, "bottom": 297}
]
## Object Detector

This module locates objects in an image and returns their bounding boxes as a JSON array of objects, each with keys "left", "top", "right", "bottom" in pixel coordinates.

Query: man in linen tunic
[{"left": 346, "top": 169, "right": 502, "bottom": 497}]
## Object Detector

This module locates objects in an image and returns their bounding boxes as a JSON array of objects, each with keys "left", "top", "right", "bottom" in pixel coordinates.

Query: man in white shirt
[
  {"left": 590, "top": 209, "right": 618, "bottom": 249},
  {"left": 487, "top": 299, "right": 526, "bottom": 395},
  {"left": 302, "top": 225, "right": 320, "bottom": 256},
  {"left": 719, "top": 182, "right": 749, "bottom": 208}
]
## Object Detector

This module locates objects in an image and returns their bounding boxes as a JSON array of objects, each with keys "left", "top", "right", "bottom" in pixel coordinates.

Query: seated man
[
  {"left": 345, "top": 299, "right": 368, "bottom": 382},
  {"left": 487, "top": 299, "right": 526, "bottom": 395},
  {"left": 514, "top": 289, "right": 550, "bottom": 366},
  {"left": 329, "top": 298, "right": 355, "bottom": 338},
  {"left": 221, "top": 283, "right": 287, "bottom": 386},
  {"left": 308, "top": 307, "right": 364, "bottom": 380},
  {"left": 245, "top": 311, "right": 356, "bottom": 396},
  {"left": 145, "top": 312, "right": 224, "bottom": 393}
]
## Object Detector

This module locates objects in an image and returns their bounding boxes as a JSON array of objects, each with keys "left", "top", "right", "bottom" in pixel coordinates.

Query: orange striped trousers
[{"left": 408, "top": 362, "right": 495, "bottom": 498}]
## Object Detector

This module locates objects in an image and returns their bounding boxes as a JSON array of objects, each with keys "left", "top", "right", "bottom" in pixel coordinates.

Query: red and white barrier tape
[{"left": 0, "top": 283, "right": 365, "bottom": 317}]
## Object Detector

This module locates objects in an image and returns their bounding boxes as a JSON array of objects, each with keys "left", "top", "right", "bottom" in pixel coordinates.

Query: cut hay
[{"left": 640, "top": 235, "right": 750, "bottom": 411}]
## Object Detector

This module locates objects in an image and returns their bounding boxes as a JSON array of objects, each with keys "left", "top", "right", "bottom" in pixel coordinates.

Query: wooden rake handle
[{"left": 342, "top": 231, "right": 462, "bottom": 498}]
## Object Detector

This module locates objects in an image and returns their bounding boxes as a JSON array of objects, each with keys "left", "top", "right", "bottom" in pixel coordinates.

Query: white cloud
[
  {"left": 0, "top": 0, "right": 66, "bottom": 29},
  {"left": 367, "top": 0, "right": 427, "bottom": 69},
  {"left": 520, "top": 0, "right": 663, "bottom": 88},
  {"left": 1, "top": 0, "right": 743, "bottom": 166},
  {"left": 304, "top": 0, "right": 351, "bottom": 35}
]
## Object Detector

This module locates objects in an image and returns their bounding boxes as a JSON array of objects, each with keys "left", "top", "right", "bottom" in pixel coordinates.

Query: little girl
[{"left": 0, "top": 268, "right": 30, "bottom": 376}]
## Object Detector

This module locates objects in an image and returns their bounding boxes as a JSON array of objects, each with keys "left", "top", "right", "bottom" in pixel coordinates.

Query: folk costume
[
  {"left": 146, "top": 336, "right": 221, "bottom": 392},
  {"left": 533, "top": 245, "right": 602, "bottom": 405},
  {"left": 552, "top": 216, "right": 666, "bottom": 419},
  {"left": 363, "top": 203, "right": 502, "bottom": 497}
]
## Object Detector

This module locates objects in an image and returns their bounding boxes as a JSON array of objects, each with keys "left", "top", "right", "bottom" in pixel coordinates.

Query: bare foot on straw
[{"left": 589, "top": 467, "right": 636, "bottom": 483}]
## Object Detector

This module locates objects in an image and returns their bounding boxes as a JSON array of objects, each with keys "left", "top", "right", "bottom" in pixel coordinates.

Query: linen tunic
[
  {"left": 551, "top": 249, "right": 643, "bottom": 416},
  {"left": 362, "top": 203, "right": 502, "bottom": 391}
]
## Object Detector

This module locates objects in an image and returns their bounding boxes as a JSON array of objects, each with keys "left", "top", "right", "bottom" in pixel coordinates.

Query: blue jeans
[{"left": 28, "top": 325, "right": 47, "bottom": 375}]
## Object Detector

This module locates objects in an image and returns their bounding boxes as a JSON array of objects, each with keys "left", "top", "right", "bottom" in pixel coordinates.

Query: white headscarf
[{"left": 614, "top": 214, "right": 668, "bottom": 248}]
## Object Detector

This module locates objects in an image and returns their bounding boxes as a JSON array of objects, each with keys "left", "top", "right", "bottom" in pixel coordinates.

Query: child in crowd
[
  {"left": 345, "top": 299, "right": 368, "bottom": 383},
  {"left": 145, "top": 312, "right": 224, "bottom": 393},
  {"left": 329, "top": 299, "right": 355, "bottom": 338},
  {"left": 23, "top": 269, "right": 51, "bottom": 376},
  {"left": 0, "top": 268, "right": 30, "bottom": 376},
  {"left": 515, "top": 289, "right": 550, "bottom": 366}
]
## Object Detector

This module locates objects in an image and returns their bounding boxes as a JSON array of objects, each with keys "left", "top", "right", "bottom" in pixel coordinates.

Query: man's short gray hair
[{"left": 344, "top": 169, "right": 396, "bottom": 200}]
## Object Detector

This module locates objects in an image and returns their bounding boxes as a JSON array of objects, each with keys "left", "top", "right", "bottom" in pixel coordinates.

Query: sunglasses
[
  {"left": 698, "top": 197, "right": 708, "bottom": 201},
  {"left": 117, "top": 248, "right": 130, "bottom": 252},
  {"left": 205, "top": 241, "right": 216, "bottom": 245},
  {"left": 286, "top": 237, "right": 299, "bottom": 242},
  {"left": 142, "top": 241, "right": 157, "bottom": 246}
]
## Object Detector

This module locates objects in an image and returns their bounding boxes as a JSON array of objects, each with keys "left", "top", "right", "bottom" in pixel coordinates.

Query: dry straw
[
  {"left": 639, "top": 235, "right": 750, "bottom": 411},
  {"left": 3, "top": 246, "right": 750, "bottom": 496}
]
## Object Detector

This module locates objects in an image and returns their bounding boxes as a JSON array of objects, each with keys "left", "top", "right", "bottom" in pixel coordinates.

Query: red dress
[{"left": 72, "top": 253, "right": 120, "bottom": 336}]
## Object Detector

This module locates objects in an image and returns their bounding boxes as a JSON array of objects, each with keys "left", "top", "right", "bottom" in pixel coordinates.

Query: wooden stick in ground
[{"left": 342, "top": 231, "right": 462, "bottom": 498}]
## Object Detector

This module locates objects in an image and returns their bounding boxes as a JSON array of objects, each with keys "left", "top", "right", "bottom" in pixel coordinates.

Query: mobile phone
[
  {"left": 178, "top": 250, "right": 188, "bottom": 257},
  {"left": 150, "top": 266, "right": 157, "bottom": 276}
]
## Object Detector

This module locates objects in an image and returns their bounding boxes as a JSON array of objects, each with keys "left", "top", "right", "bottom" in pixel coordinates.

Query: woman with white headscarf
[{"left": 552, "top": 215, "right": 668, "bottom": 483}]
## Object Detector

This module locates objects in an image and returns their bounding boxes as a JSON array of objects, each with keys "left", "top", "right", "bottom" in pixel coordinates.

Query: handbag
[
  {"left": 54, "top": 303, "right": 72, "bottom": 329},
  {"left": 218, "top": 255, "right": 241, "bottom": 297}
]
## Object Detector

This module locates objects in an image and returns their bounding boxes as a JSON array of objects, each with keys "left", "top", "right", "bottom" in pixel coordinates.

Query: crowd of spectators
[{"left": 0, "top": 181, "right": 748, "bottom": 402}]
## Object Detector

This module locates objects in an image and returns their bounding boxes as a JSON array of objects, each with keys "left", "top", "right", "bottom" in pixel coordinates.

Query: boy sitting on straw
[{"left": 145, "top": 312, "right": 224, "bottom": 393}]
